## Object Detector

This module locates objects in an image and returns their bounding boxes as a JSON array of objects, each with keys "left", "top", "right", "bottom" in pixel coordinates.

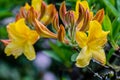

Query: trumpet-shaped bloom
[
  {"left": 5, "top": 18, "right": 39, "bottom": 60},
  {"left": 23, "top": 0, "right": 57, "bottom": 26},
  {"left": 75, "top": 0, "right": 104, "bottom": 31},
  {"left": 75, "top": 0, "right": 93, "bottom": 20},
  {"left": 75, "top": 20, "right": 109, "bottom": 67}
]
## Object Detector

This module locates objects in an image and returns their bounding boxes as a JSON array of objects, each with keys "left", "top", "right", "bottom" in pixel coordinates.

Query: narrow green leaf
[
  {"left": 49, "top": 41, "right": 66, "bottom": 61},
  {"left": 103, "top": 15, "right": 112, "bottom": 37},
  {"left": 116, "top": 0, "right": 120, "bottom": 12},
  {"left": 106, "top": 48, "right": 114, "bottom": 61},
  {"left": 102, "top": 0, "right": 119, "bottom": 17},
  {"left": 49, "top": 41, "right": 76, "bottom": 67},
  {"left": 112, "top": 17, "right": 120, "bottom": 40},
  {"left": 103, "top": 15, "right": 119, "bottom": 49}
]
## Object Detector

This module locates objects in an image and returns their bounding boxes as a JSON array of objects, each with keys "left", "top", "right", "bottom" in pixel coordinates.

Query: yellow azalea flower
[
  {"left": 75, "top": 20, "right": 109, "bottom": 67},
  {"left": 23, "top": 0, "right": 57, "bottom": 26},
  {"left": 75, "top": 0, "right": 93, "bottom": 21},
  {"left": 5, "top": 18, "right": 39, "bottom": 60},
  {"left": 75, "top": 0, "right": 104, "bottom": 31}
]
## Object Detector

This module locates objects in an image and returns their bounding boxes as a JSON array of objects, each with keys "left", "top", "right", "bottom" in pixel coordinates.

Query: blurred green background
[{"left": 0, "top": 0, "right": 120, "bottom": 80}]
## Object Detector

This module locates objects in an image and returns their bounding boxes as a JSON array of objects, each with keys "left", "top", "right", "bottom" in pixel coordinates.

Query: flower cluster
[{"left": 0, "top": 0, "right": 109, "bottom": 68}]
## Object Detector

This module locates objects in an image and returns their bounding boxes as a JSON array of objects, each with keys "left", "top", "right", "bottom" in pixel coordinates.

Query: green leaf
[
  {"left": 49, "top": 41, "right": 76, "bottom": 67},
  {"left": 103, "top": 15, "right": 112, "bottom": 37},
  {"left": 71, "top": 53, "right": 78, "bottom": 62},
  {"left": 106, "top": 48, "right": 114, "bottom": 61},
  {"left": 116, "top": 0, "right": 120, "bottom": 12},
  {"left": 43, "top": 50, "right": 62, "bottom": 62},
  {"left": 49, "top": 41, "right": 66, "bottom": 62},
  {"left": 0, "top": 11, "right": 13, "bottom": 19},
  {"left": 112, "top": 17, "right": 120, "bottom": 40},
  {"left": 0, "top": 27, "right": 8, "bottom": 39},
  {"left": 103, "top": 15, "right": 119, "bottom": 50},
  {"left": 102, "top": 0, "right": 119, "bottom": 17}
]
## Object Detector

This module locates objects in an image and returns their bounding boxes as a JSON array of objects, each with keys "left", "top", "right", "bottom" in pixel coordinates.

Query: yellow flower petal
[
  {"left": 29, "top": 30, "right": 39, "bottom": 44},
  {"left": 24, "top": 42, "right": 36, "bottom": 60},
  {"left": 32, "top": 0, "right": 42, "bottom": 12},
  {"left": 76, "top": 31, "right": 87, "bottom": 48},
  {"left": 7, "top": 20, "right": 27, "bottom": 41},
  {"left": 76, "top": 46, "right": 92, "bottom": 67},
  {"left": 24, "top": 3, "right": 31, "bottom": 11},
  {"left": 15, "top": 19, "right": 30, "bottom": 34},
  {"left": 90, "top": 12, "right": 93, "bottom": 20},
  {"left": 7, "top": 23, "right": 18, "bottom": 40},
  {"left": 88, "top": 20, "right": 109, "bottom": 47},
  {"left": 75, "top": 1, "right": 80, "bottom": 20},
  {"left": 5, "top": 42, "right": 23, "bottom": 58},
  {"left": 76, "top": 1, "right": 89, "bottom": 12},
  {"left": 92, "top": 48, "right": 106, "bottom": 65}
]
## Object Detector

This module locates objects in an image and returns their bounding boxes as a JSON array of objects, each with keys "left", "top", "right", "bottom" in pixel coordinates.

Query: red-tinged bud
[
  {"left": 80, "top": 9, "right": 90, "bottom": 31},
  {"left": 26, "top": 7, "right": 38, "bottom": 25},
  {"left": 34, "top": 19, "right": 57, "bottom": 38},
  {"left": 39, "top": 1, "right": 47, "bottom": 20},
  {"left": 40, "top": 4, "right": 57, "bottom": 26},
  {"left": 15, "top": 7, "right": 26, "bottom": 21},
  {"left": 76, "top": 4, "right": 85, "bottom": 26},
  {"left": 0, "top": 40, "right": 11, "bottom": 46},
  {"left": 92, "top": 9, "right": 104, "bottom": 24},
  {"left": 65, "top": 11, "right": 75, "bottom": 27},
  {"left": 15, "top": 13, "right": 22, "bottom": 21},
  {"left": 19, "top": 7, "right": 27, "bottom": 18},
  {"left": 52, "top": 12, "right": 59, "bottom": 31},
  {"left": 59, "top": 1, "right": 67, "bottom": 26},
  {"left": 57, "top": 24, "right": 66, "bottom": 42}
]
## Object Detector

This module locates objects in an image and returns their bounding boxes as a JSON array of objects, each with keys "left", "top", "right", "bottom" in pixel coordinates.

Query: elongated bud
[
  {"left": 26, "top": 7, "right": 38, "bottom": 25},
  {"left": 0, "top": 40, "right": 11, "bottom": 46},
  {"left": 15, "top": 7, "right": 26, "bottom": 21},
  {"left": 80, "top": 9, "right": 90, "bottom": 31},
  {"left": 39, "top": 1, "right": 47, "bottom": 19},
  {"left": 34, "top": 19, "right": 57, "bottom": 38},
  {"left": 15, "top": 13, "right": 22, "bottom": 21},
  {"left": 40, "top": 4, "right": 57, "bottom": 26},
  {"left": 93, "top": 9, "right": 104, "bottom": 24},
  {"left": 57, "top": 24, "right": 66, "bottom": 42},
  {"left": 59, "top": 1, "right": 67, "bottom": 26},
  {"left": 65, "top": 11, "right": 75, "bottom": 27},
  {"left": 19, "top": 7, "right": 27, "bottom": 18},
  {"left": 52, "top": 12, "right": 59, "bottom": 31},
  {"left": 76, "top": 4, "right": 84, "bottom": 26}
]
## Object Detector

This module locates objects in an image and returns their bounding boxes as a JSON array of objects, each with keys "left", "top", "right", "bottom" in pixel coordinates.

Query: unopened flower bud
[
  {"left": 93, "top": 9, "right": 104, "bottom": 24},
  {"left": 59, "top": 1, "right": 67, "bottom": 26},
  {"left": 57, "top": 24, "right": 66, "bottom": 42}
]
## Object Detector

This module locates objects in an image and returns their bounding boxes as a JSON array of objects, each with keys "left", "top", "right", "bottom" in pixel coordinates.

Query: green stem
[{"left": 110, "top": 39, "right": 119, "bottom": 50}]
